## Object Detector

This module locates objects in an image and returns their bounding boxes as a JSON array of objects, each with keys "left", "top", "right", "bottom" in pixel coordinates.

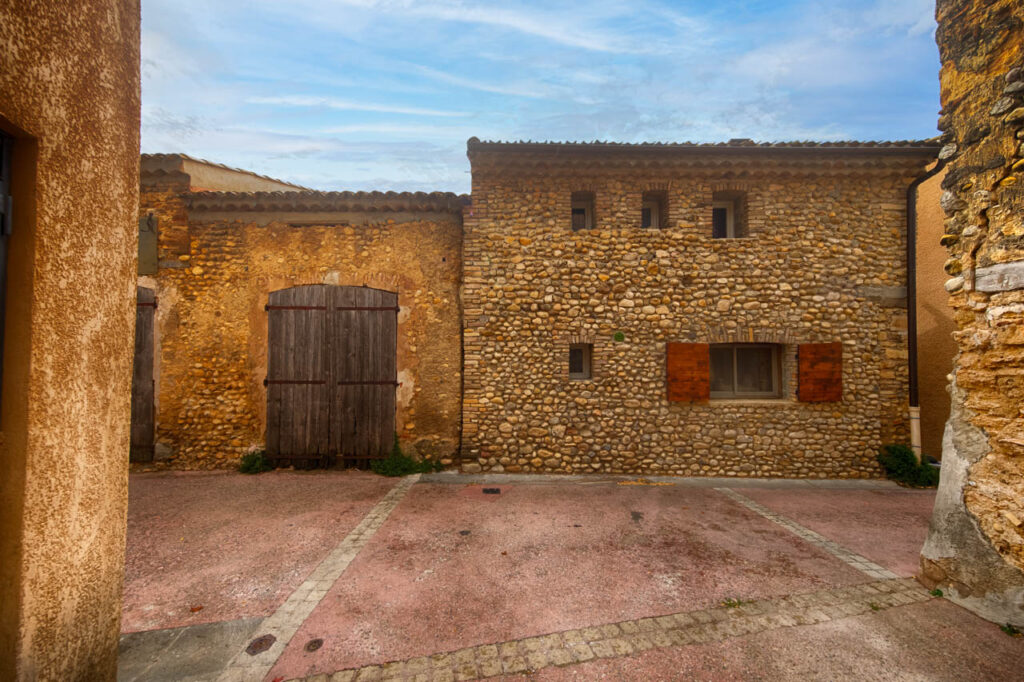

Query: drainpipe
[{"left": 906, "top": 157, "right": 947, "bottom": 461}]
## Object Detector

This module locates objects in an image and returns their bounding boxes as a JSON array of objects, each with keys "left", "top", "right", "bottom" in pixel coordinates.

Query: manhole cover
[
  {"left": 459, "top": 530, "right": 471, "bottom": 536},
  {"left": 246, "top": 634, "right": 276, "bottom": 656},
  {"left": 305, "top": 638, "right": 323, "bottom": 652}
]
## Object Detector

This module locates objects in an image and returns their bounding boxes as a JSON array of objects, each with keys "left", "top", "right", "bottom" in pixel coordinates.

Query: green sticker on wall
[{"left": 613, "top": 331, "right": 625, "bottom": 342}]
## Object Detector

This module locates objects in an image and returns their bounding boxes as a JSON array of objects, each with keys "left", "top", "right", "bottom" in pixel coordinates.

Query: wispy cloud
[
  {"left": 248, "top": 95, "right": 468, "bottom": 117},
  {"left": 142, "top": 0, "right": 940, "bottom": 192},
  {"left": 307, "top": 0, "right": 666, "bottom": 54}
]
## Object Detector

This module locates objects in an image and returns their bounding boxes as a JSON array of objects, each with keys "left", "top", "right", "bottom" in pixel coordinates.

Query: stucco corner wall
[
  {"left": 922, "top": 0, "right": 1024, "bottom": 627},
  {"left": 0, "top": 0, "right": 140, "bottom": 678}
]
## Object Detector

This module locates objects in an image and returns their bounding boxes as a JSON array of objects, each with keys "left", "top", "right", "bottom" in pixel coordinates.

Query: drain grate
[
  {"left": 305, "top": 638, "right": 324, "bottom": 652},
  {"left": 483, "top": 488, "right": 501, "bottom": 495},
  {"left": 246, "top": 634, "right": 276, "bottom": 656}
]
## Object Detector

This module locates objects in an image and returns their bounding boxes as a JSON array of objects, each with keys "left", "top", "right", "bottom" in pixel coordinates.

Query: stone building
[
  {"left": 462, "top": 139, "right": 939, "bottom": 476},
  {"left": 138, "top": 140, "right": 945, "bottom": 479},
  {"left": 1, "top": 0, "right": 140, "bottom": 678},
  {"left": 136, "top": 154, "right": 466, "bottom": 469},
  {"left": 921, "top": 0, "right": 1024, "bottom": 627}
]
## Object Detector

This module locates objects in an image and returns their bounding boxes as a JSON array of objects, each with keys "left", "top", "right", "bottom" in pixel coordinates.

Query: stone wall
[
  {"left": 138, "top": 184, "right": 465, "bottom": 469},
  {"left": 921, "top": 0, "right": 1024, "bottom": 626},
  {"left": 461, "top": 143, "right": 937, "bottom": 476},
  {"left": 0, "top": 0, "right": 140, "bottom": 678}
]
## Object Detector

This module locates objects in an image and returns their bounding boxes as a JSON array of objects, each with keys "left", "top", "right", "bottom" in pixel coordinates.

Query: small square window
[
  {"left": 712, "top": 201, "right": 735, "bottom": 238},
  {"left": 569, "top": 343, "right": 592, "bottom": 380},
  {"left": 641, "top": 191, "right": 666, "bottom": 229},
  {"left": 709, "top": 344, "right": 780, "bottom": 398},
  {"left": 712, "top": 190, "right": 746, "bottom": 238},
  {"left": 571, "top": 191, "right": 594, "bottom": 231}
]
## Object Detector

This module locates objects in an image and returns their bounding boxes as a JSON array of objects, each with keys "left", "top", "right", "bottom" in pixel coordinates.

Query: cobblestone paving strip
[
  {"left": 286, "top": 578, "right": 930, "bottom": 681},
  {"left": 217, "top": 474, "right": 422, "bottom": 682},
  {"left": 715, "top": 487, "right": 899, "bottom": 580}
]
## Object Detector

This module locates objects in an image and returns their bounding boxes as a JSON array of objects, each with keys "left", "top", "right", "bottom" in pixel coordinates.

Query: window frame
[
  {"left": 571, "top": 191, "right": 595, "bottom": 231},
  {"left": 709, "top": 343, "right": 781, "bottom": 399},
  {"left": 568, "top": 343, "right": 593, "bottom": 381},
  {"left": 712, "top": 200, "right": 736, "bottom": 238},
  {"left": 641, "top": 191, "right": 666, "bottom": 229}
]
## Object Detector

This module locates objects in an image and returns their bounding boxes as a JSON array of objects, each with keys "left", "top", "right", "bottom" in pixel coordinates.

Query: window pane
[
  {"left": 569, "top": 347, "right": 584, "bottom": 374},
  {"left": 641, "top": 207, "right": 651, "bottom": 228},
  {"left": 736, "top": 346, "right": 773, "bottom": 394},
  {"left": 712, "top": 207, "right": 727, "bottom": 238},
  {"left": 710, "top": 346, "right": 733, "bottom": 393}
]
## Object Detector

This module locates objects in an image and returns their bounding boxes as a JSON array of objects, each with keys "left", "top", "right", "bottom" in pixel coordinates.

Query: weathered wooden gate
[
  {"left": 130, "top": 286, "right": 156, "bottom": 462},
  {"left": 265, "top": 285, "right": 398, "bottom": 468}
]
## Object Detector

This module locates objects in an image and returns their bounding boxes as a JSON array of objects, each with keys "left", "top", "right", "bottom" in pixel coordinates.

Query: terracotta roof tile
[
  {"left": 141, "top": 153, "right": 311, "bottom": 190},
  {"left": 466, "top": 137, "right": 941, "bottom": 154},
  {"left": 186, "top": 190, "right": 470, "bottom": 214}
]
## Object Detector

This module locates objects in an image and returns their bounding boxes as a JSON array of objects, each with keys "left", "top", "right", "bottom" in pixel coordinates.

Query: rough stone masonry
[
  {"left": 461, "top": 140, "right": 937, "bottom": 477},
  {"left": 139, "top": 141, "right": 941, "bottom": 480},
  {"left": 920, "top": 0, "right": 1024, "bottom": 627}
]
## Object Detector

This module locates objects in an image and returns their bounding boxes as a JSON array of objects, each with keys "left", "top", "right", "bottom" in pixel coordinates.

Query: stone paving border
[
  {"left": 218, "top": 474, "right": 422, "bottom": 682},
  {"left": 287, "top": 578, "right": 931, "bottom": 681},
  {"left": 421, "top": 471, "right": 903, "bottom": 490},
  {"left": 715, "top": 487, "right": 899, "bottom": 580}
]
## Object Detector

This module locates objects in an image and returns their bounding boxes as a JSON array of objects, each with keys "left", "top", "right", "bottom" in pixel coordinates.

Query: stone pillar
[{"left": 920, "top": 0, "right": 1024, "bottom": 626}]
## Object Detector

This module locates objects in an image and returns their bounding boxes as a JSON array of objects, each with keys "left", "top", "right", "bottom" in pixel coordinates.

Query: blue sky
[{"left": 141, "top": 0, "right": 940, "bottom": 193}]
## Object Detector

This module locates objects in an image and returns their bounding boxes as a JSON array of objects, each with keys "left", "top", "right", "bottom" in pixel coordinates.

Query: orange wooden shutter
[
  {"left": 798, "top": 343, "right": 843, "bottom": 402},
  {"left": 666, "top": 343, "right": 710, "bottom": 402}
]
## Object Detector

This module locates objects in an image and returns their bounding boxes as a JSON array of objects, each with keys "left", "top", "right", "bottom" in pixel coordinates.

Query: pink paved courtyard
[
  {"left": 122, "top": 470, "right": 398, "bottom": 632},
  {"left": 119, "top": 473, "right": 1024, "bottom": 681}
]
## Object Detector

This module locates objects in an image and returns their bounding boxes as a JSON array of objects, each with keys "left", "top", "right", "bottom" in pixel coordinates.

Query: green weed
[
  {"left": 239, "top": 449, "right": 274, "bottom": 474},
  {"left": 371, "top": 435, "right": 444, "bottom": 477}
]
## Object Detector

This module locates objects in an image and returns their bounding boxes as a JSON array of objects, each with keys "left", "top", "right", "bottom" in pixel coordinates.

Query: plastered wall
[
  {"left": 0, "top": 0, "right": 140, "bottom": 678},
  {"left": 916, "top": 169, "right": 956, "bottom": 459}
]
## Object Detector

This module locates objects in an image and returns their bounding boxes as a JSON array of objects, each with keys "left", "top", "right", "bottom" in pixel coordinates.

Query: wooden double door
[{"left": 265, "top": 285, "right": 398, "bottom": 468}]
